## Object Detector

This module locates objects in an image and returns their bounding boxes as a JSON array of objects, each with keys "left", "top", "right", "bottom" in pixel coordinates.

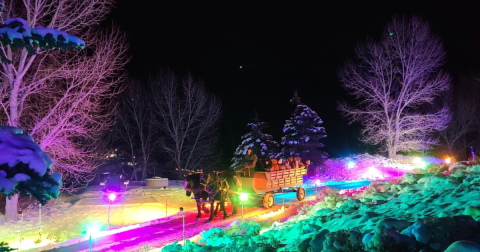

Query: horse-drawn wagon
[{"left": 238, "top": 167, "right": 307, "bottom": 208}]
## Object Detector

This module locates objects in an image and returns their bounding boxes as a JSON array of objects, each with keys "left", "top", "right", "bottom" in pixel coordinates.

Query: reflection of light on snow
[
  {"left": 361, "top": 166, "right": 382, "bottom": 179},
  {"left": 413, "top": 157, "right": 427, "bottom": 169},
  {"left": 338, "top": 189, "right": 346, "bottom": 194},
  {"left": 9, "top": 237, "right": 54, "bottom": 251},
  {"left": 256, "top": 206, "right": 285, "bottom": 221}
]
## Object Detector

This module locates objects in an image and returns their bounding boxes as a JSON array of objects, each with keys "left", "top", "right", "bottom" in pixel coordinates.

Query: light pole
[
  {"left": 86, "top": 225, "right": 100, "bottom": 252},
  {"left": 107, "top": 193, "right": 116, "bottom": 230},
  {"left": 315, "top": 179, "right": 321, "bottom": 199},
  {"left": 239, "top": 193, "right": 248, "bottom": 220},
  {"left": 281, "top": 188, "right": 286, "bottom": 219},
  {"left": 180, "top": 207, "right": 185, "bottom": 245},
  {"left": 164, "top": 186, "right": 167, "bottom": 218}
]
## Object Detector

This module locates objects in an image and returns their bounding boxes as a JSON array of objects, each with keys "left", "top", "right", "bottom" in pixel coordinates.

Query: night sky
[{"left": 109, "top": 0, "right": 480, "bottom": 164}]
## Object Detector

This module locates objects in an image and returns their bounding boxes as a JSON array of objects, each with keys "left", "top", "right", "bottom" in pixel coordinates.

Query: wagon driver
[{"left": 243, "top": 147, "right": 257, "bottom": 177}]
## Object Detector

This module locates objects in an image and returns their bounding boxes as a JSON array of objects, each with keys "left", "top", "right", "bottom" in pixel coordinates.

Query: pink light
[{"left": 108, "top": 193, "right": 116, "bottom": 201}]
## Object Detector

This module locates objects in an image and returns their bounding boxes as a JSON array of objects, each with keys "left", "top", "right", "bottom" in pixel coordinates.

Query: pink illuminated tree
[
  {"left": 339, "top": 16, "right": 450, "bottom": 158},
  {"left": 0, "top": 0, "right": 127, "bottom": 221}
]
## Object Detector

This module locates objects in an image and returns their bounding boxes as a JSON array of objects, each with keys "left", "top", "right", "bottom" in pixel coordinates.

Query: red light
[{"left": 108, "top": 193, "right": 116, "bottom": 201}]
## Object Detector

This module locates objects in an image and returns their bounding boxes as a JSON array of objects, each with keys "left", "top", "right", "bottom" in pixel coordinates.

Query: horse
[
  {"left": 204, "top": 170, "right": 241, "bottom": 221},
  {"left": 184, "top": 172, "right": 220, "bottom": 219}
]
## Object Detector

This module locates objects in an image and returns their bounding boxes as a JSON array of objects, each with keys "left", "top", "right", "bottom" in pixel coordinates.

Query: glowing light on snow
[
  {"left": 445, "top": 157, "right": 451, "bottom": 164},
  {"left": 86, "top": 225, "right": 101, "bottom": 237},
  {"left": 239, "top": 193, "right": 249, "bottom": 201},
  {"left": 256, "top": 207, "right": 287, "bottom": 226},
  {"left": 315, "top": 179, "right": 321, "bottom": 185},
  {"left": 361, "top": 166, "right": 382, "bottom": 179},
  {"left": 413, "top": 157, "right": 427, "bottom": 169},
  {"left": 347, "top": 161, "right": 355, "bottom": 169},
  {"left": 108, "top": 193, "right": 116, "bottom": 201}
]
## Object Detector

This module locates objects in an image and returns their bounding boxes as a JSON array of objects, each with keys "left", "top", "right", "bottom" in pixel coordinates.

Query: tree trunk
[
  {"left": 388, "top": 148, "right": 396, "bottom": 159},
  {"left": 6, "top": 194, "right": 19, "bottom": 222},
  {"left": 6, "top": 80, "right": 20, "bottom": 222}
]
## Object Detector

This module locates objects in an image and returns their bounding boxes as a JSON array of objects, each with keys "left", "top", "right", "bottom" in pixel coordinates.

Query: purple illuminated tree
[
  {"left": 339, "top": 16, "right": 450, "bottom": 158},
  {"left": 281, "top": 91, "right": 328, "bottom": 167},
  {"left": 231, "top": 113, "right": 279, "bottom": 169},
  {"left": 0, "top": 1, "right": 127, "bottom": 221}
]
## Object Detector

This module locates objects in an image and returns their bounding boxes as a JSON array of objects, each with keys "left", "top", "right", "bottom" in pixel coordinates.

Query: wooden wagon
[{"left": 238, "top": 167, "right": 307, "bottom": 208}]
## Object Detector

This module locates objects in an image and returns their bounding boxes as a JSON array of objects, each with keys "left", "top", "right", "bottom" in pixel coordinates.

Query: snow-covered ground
[
  {"left": 0, "top": 153, "right": 455, "bottom": 251},
  {"left": 0, "top": 180, "right": 198, "bottom": 251},
  {"left": 163, "top": 163, "right": 480, "bottom": 251}
]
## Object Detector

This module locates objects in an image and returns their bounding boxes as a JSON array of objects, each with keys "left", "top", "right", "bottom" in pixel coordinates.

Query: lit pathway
[
  {"left": 44, "top": 205, "right": 282, "bottom": 252},
  {"left": 40, "top": 181, "right": 371, "bottom": 251}
]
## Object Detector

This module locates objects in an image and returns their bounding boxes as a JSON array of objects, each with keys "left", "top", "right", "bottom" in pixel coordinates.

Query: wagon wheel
[
  {"left": 263, "top": 192, "right": 275, "bottom": 208},
  {"left": 296, "top": 187, "right": 306, "bottom": 201}
]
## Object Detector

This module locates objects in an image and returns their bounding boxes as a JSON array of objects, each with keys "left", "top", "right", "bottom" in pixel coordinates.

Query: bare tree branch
[
  {"left": 150, "top": 71, "right": 222, "bottom": 178},
  {"left": 117, "top": 78, "right": 157, "bottom": 181},
  {"left": 339, "top": 16, "right": 451, "bottom": 157}
]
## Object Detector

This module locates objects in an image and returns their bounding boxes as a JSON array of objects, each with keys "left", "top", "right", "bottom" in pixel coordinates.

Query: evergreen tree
[
  {"left": 231, "top": 113, "right": 279, "bottom": 169},
  {"left": 281, "top": 91, "right": 328, "bottom": 168},
  {"left": 0, "top": 126, "right": 62, "bottom": 206},
  {"left": 0, "top": 242, "right": 16, "bottom": 251}
]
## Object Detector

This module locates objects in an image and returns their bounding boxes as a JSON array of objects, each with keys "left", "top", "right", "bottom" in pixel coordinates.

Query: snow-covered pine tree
[
  {"left": 231, "top": 114, "right": 279, "bottom": 169},
  {"left": 0, "top": 126, "right": 62, "bottom": 206},
  {"left": 281, "top": 91, "right": 328, "bottom": 172}
]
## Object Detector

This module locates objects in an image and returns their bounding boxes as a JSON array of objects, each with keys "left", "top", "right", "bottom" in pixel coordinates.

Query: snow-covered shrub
[
  {"left": 227, "top": 220, "right": 261, "bottom": 237},
  {"left": 323, "top": 230, "right": 363, "bottom": 252},
  {"left": 363, "top": 228, "right": 415, "bottom": 252}
]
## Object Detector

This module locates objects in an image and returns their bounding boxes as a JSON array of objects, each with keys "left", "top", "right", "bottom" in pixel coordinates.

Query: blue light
[{"left": 347, "top": 161, "right": 355, "bottom": 169}]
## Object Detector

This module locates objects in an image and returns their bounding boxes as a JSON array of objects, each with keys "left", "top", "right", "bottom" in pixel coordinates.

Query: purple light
[{"left": 108, "top": 193, "right": 116, "bottom": 201}]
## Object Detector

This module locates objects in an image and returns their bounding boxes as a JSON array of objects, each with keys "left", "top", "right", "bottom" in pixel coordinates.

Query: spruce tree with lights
[
  {"left": 281, "top": 91, "right": 328, "bottom": 174},
  {"left": 231, "top": 113, "right": 279, "bottom": 170}
]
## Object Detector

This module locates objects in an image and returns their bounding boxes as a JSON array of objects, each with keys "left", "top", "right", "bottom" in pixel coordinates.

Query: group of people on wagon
[{"left": 238, "top": 148, "right": 310, "bottom": 177}]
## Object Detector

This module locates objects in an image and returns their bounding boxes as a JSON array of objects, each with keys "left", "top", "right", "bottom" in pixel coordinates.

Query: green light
[
  {"left": 239, "top": 65, "right": 243, "bottom": 69},
  {"left": 389, "top": 32, "right": 393, "bottom": 36},
  {"left": 239, "top": 193, "right": 248, "bottom": 201},
  {"left": 86, "top": 225, "right": 101, "bottom": 237}
]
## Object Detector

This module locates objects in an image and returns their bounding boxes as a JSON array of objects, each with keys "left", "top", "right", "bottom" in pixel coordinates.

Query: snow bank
[
  {"left": 313, "top": 153, "right": 445, "bottom": 183},
  {"left": 163, "top": 163, "right": 480, "bottom": 251}
]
